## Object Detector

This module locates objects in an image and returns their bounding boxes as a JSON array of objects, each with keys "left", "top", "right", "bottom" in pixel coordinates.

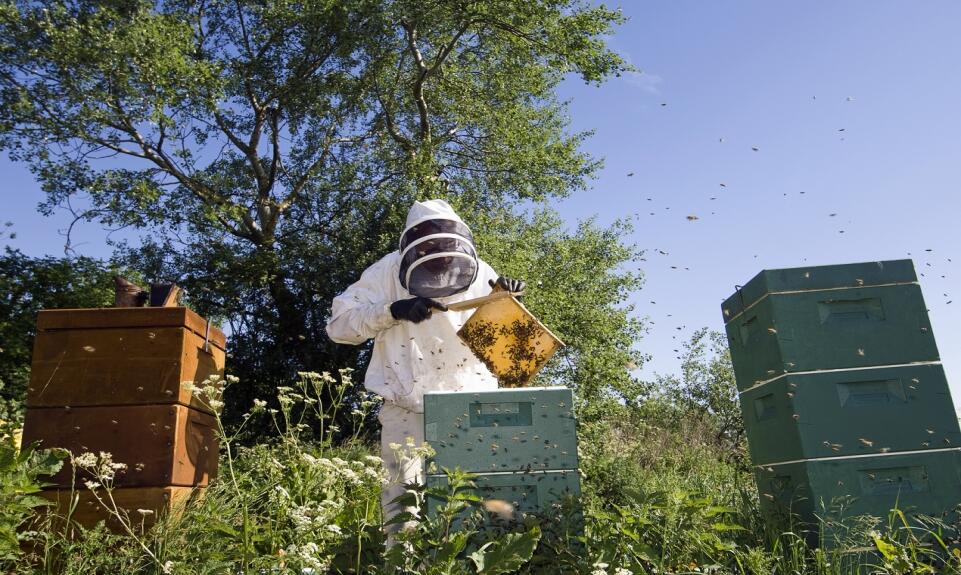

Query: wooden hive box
[
  {"left": 28, "top": 307, "right": 226, "bottom": 412},
  {"left": 22, "top": 404, "right": 219, "bottom": 488},
  {"left": 36, "top": 486, "right": 199, "bottom": 531}
]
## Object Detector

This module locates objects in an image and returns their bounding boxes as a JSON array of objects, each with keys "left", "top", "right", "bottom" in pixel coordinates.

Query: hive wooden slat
[
  {"left": 36, "top": 486, "right": 199, "bottom": 531},
  {"left": 28, "top": 325, "right": 224, "bottom": 412},
  {"left": 22, "top": 404, "right": 219, "bottom": 488},
  {"left": 36, "top": 307, "right": 226, "bottom": 350}
]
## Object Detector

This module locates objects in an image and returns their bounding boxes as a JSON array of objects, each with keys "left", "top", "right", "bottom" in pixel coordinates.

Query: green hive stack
[
  {"left": 722, "top": 260, "right": 961, "bottom": 542},
  {"left": 423, "top": 387, "right": 580, "bottom": 522}
]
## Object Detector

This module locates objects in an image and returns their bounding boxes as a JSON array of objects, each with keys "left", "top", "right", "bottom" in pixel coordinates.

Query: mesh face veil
[{"left": 399, "top": 219, "right": 478, "bottom": 298}]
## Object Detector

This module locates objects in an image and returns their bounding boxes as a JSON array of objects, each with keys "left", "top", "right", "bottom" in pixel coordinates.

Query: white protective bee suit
[{"left": 325, "top": 199, "right": 499, "bottom": 531}]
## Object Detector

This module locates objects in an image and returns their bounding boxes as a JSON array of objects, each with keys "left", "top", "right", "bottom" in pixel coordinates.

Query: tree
[
  {"left": 0, "top": 248, "right": 115, "bottom": 427},
  {"left": 654, "top": 328, "right": 745, "bottom": 459},
  {"left": 0, "top": 0, "right": 641, "bottom": 433}
]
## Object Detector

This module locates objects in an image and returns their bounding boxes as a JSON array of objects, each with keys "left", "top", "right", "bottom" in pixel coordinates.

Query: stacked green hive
[
  {"left": 722, "top": 260, "right": 961, "bottom": 539},
  {"left": 423, "top": 387, "right": 580, "bottom": 521}
]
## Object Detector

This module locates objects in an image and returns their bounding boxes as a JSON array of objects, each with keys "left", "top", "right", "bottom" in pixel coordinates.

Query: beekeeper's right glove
[{"left": 390, "top": 297, "right": 448, "bottom": 323}]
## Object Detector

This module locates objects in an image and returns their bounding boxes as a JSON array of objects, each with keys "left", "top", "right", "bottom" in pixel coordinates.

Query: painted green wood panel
[
  {"left": 426, "top": 470, "right": 581, "bottom": 518},
  {"left": 424, "top": 387, "right": 577, "bottom": 473},
  {"left": 725, "top": 283, "right": 938, "bottom": 390},
  {"left": 755, "top": 449, "right": 961, "bottom": 542},
  {"left": 741, "top": 364, "right": 960, "bottom": 465},
  {"left": 722, "top": 260, "right": 917, "bottom": 322}
]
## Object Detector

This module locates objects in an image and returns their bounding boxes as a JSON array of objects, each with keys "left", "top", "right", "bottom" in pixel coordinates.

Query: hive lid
[
  {"left": 722, "top": 259, "right": 918, "bottom": 324},
  {"left": 457, "top": 296, "right": 564, "bottom": 388},
  {"left": 36, "top": 307, "right": 227, "bottom": 350}
]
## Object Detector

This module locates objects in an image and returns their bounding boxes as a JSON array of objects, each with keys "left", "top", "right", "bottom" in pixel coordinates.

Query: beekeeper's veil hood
[{"left": 399, "top": 199, "right": 478, "bottom": 298}]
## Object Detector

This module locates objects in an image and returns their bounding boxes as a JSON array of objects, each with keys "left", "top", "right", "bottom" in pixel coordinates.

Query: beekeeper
[{"left": 325, "top": 199, "right": 524, "bottom": 534}]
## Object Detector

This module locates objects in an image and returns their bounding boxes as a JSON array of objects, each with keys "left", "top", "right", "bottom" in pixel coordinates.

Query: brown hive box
[
  {"left": 21, "top": 404, "right": 219, "bottom": 488},
  {"left": 28, "top": 307, "right": 226, "bottom": 413},
  {"left": 36, "top": 486, "right": 200, "bottom": 531}
]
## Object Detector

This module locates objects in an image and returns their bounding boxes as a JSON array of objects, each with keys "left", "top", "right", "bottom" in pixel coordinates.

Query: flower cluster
[{"left": 72, "top": 450, "right": 127, "bottom": 489}]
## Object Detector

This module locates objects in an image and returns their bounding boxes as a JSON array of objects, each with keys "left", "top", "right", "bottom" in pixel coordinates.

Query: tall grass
[{"left": 2, "top": 375, "right": 961, "bottom": 574}]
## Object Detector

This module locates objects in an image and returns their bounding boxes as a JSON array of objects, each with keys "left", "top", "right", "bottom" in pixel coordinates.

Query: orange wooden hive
[
  {"left": 22, "top": 404, "right": 219, "bottom": 488},
  {"left": 28, "top": 307, "right": 226, "bottom": 411},
  {"left": 21, "top": 307, "right": 226, "bottom": 528},
  {"left": 36, "top": 486, "right": 198, "bottom": 531}
]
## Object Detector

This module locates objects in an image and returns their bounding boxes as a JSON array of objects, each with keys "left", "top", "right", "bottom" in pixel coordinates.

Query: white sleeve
[{"left": 325, "top": 256, "right": 400, "bottom": 345}]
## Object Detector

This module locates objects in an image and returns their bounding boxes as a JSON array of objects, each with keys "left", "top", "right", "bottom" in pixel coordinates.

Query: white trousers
[{"left": 378, "top": 403, "right": 425, "bottom": 539}]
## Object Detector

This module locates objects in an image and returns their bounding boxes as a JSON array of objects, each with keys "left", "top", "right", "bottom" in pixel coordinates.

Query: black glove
[
  {"left": 390, "top": 297, "right": 448, "bottom": 323},
  {"left": 489, "top": 277, "right": 526, "bottom": 293}
]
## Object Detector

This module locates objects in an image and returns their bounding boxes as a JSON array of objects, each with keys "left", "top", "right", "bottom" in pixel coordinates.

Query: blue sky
[{"left": 2, "top": 1, "right": 960, "bottom": 400}]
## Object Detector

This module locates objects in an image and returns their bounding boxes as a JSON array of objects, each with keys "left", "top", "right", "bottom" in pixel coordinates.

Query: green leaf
[
  {"left": 873, "top": 534, "right": 899, "bottom": 560},
  {"left": 470, "top": 525, "right": 541, "bottom": 575},
  {"left": 711, "top": 522, "right": 747, "bottom": 532}
]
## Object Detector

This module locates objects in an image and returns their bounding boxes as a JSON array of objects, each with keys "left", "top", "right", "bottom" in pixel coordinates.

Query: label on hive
[
  {"left": 424, "top": 387, "right": 578, "bottom": 473},
  {"left": 741, "top": 364, "right": 961, "bottom": 465},
  {"left": 754, "top": 448, "right": 961, "bottom": 530},
  {"left": 28, "top": 325, "right": 224, "bottom": 412},
  {"left": 724, "top": 283, "right": 938, "bottom": 390},
  {"left": 21, "top": 404, "right": 219, "bottom": 488}
]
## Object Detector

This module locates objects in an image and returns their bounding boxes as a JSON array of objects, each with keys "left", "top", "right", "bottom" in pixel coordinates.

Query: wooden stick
[{"left": 445, "top": 290, "right": 525, "bottom": 312}]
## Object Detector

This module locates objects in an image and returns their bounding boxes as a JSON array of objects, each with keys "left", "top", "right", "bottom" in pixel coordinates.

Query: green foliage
[
  {"left": 4, "top": 369, "right": 961, "bottom": 573},
  {"left": 473, "top": 208, "right": 647, "bottom": 418},
  {"left": 0, "top": 248, "right": 115, "bottom": 428},
  {"left": 0, "top": 442, "right": 66, "bottom": 561},
  {"left": 652, "top": 328, "right": 746, "bottom": 462}
]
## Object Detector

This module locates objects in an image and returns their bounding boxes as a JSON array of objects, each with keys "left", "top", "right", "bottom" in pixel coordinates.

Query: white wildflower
[
  {"left": 136, "top": 508, "right": 154, "bottom": 516},
  {"left": 84, "top": 480, "right": 100, "bottom": 490},
  {"left": 73, "top": 452, "right": 97, "bottom": 468},
  {"left": 181, "top": 381, "right": 201, "bottom": 394},
  {"left": 327, "top": 524, "right": 342, "bottom": 534}
]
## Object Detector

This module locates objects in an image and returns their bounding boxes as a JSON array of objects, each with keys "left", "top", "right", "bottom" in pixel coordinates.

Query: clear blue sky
[{"left": 2, "top": 2, "right": 960, "bottom": 401}]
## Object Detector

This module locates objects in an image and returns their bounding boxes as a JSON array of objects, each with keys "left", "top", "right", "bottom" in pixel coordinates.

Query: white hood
[{"left": 401, "top": 199, "right": 465, "bottom": 239}]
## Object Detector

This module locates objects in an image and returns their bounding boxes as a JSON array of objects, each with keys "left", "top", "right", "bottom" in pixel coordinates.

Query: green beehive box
[
  {"left": 741, "top": 364, "right": 961, "bottom": 465},
  {"left": 755, "top": 449, "right": 961, "bottom": 533},
  {"left": 426, "top": 470, "right": 581, "bottom": 518},
  {"left": 424, "top": 387, "right": 577, "bottom": 474},
  {"left": 722, "top": 261, "right": 938, "bottom": 390}
]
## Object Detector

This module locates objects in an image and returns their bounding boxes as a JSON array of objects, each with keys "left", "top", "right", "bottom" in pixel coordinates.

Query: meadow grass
[{"left": 2, "top": 373, "right": 960, "bottom": 574}]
